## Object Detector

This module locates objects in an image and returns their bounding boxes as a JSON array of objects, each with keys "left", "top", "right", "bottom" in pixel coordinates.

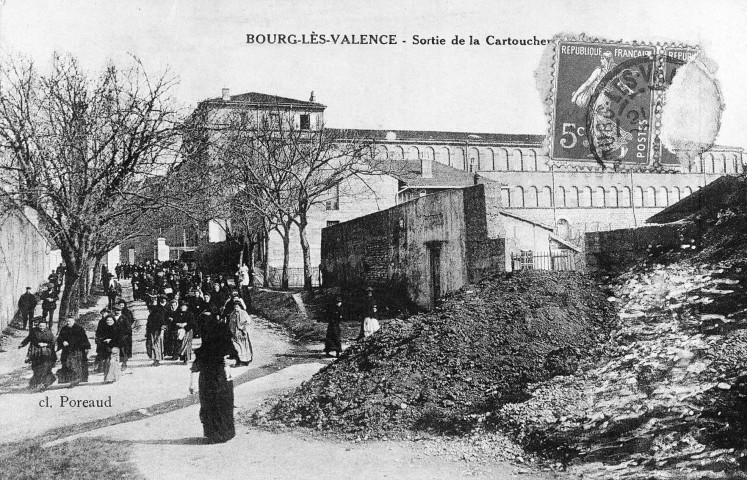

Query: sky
[{"left": 1, "top": 0, "right": 746, "bottom": 148}]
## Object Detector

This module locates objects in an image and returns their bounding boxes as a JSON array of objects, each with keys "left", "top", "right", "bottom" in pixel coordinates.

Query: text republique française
[{"left": 245, "top": 33, "right": 551, "bottom": 46}]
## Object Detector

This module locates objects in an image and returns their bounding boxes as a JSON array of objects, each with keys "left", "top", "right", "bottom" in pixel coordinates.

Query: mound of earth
[{"left": 253, "top": 272, "right": 615, "bottom": 438}]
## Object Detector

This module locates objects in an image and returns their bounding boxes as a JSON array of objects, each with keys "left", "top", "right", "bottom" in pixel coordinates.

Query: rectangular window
[{"left": 300, "top": 114, "right": 310, "bottom": 130}]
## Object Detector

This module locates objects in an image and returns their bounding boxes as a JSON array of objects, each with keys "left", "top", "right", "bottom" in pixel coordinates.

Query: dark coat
[
  {"left": 96, "top": 322, "right": 123, "bottom": 351},
  {"left": 57, "top": 323, "right": 91, "bottom": 352},
  {"left": 146, "top": 306, "right": 168, "bottom": 334},
  {"left": 19, "top": 292, "right": 37, "bottom": 311},
  {"left": 41, "top": 291, "right": 58, "bottom": 310}
]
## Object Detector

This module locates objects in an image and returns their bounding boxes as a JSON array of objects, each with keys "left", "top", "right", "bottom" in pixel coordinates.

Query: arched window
[
  {"left": 634, "top": 186, "right": 644, "bottom": 207},
  {"left": 607, "top": 187, "right": 619, "bottom": 207},
  {"left": 437, "top": 146, "right": 450, "bottom": 165},
  {"left": 406, "top": 146, "right": 420, "bottom": 161},
  {"left": 568, "top": 186, "right": 579, "bottom": 207},
  {"left": 525, "top": 150, "right": 538, "bottom": 171},
  {"left": 501, "top": 188, "right": 511, "bottom": 207},
  {"left": 512, "top": 186, "right": 525, "bottom": 207},
  {"left": 510, "top": 150, "right": 523, "bottom": 171},
  {"left": 556, "top": 218, "right": 571, "bottom": 239},
  {"left": 671, "top": 186, "right": 681, "bottom": 203},
  {"left": 706, "top": 153, "right": 715, "bottom": 173},
  {"left": 497, "top": 148, "right": 509, "bottom": 170},
  {"left": 525, "top": 186, "right": 538, "bottom": 207},
  {"left": 452, "top": 147, "right": 466, "bottom": 170},
  {"left": 391, "top": 145, "right": 404, "bottom": 160},
  {"left": 683, "top": 186, "right": 693, "bottom": 198},
  {"left": 483, "top": 148, "right": 495, "bottom": 171},
  {"left": 656, "top": 187, "right": 669, "bottom": 207},
  {"left": 469, "top": 147, "right": 480, "bottom": 172},
  {"left": 580, "top": 186, "right": 592, "bottom": 207},
  {"left": 423, "top": 146, "right": 435, "bottom": 160},
  {"left": 644, "top": 187, "right": 656, "bottom": 207},
  {"left": 539, "top": 186, "right": 553, "bottom": 207},
  {"left": 713, "top": 154, "right": 725, "bottom": 174},
  {"left": 555, "top": 186, "right": 566, "bottom": 207},
  {"left": 620, "top": 186, "right": 631, "bottom": 207},
  {"left": 593, "top": 187, "right": 605, "bottom": 207}
]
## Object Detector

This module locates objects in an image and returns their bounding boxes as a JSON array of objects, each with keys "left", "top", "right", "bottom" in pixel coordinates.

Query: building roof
[
  {"left": 328, "top": 128, "right": 544, "bottom": 147},
  {"left": 395, "top": 159, "right": 486, "bottom": 188},
  {"left": 201, "top": 92, "right": 326, "bottom": 110}
]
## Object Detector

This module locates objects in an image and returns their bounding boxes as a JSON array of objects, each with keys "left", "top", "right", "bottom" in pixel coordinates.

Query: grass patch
[
  {"left": 252, "top": 289, "right": 326, "bottom": 342},
  {"left": 0, "top": 437, "right": 143, "bottom": 480}
]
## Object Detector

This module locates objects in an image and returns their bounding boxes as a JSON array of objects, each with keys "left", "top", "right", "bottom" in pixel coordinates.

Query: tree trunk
[
  {"left": 92, "top": 255, "right": 103, "bottom": 290},
  {"left": 262, "top": 233, "right": 270, "bottom": 288},
  {"left": 59, "top": 266, "right": 81, "bottom": 330},
  {"left": 298, "top": 212, "right": 313, "bottom": 292},
  {"left": 281, "top": 224, "right": 290, "bottom": 290},
  {"left": 79, "top": 260, "right": 90, "bottom": 307}
]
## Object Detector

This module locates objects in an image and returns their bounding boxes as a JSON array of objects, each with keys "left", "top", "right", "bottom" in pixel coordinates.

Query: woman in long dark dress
[
  {"left": 98, "top": 314, "right": 123, "bottom": 383},
  {"left": 189, "top": 317, "right": 238, "bottom": 443},
  {"left": 19, "top": 319, "right": 57, "bottom": 390},
  {"left": 175, "top": 302, "right": 195, "bottom": 363},
  {"left": 324, "top": 296, "right": 343, "bottom": 358},
  {"left": 56, "top": 315, "right": 91, "bottom": 387}
]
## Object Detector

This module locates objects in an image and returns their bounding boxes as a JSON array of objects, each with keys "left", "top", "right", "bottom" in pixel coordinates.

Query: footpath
[{"left": 0, "top": 287, "right": 553, "bottom": 480}]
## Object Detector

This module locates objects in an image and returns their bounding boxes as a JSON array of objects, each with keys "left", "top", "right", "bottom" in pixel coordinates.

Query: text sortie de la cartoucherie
[{"left": 245, "top": 34, "right": 551, "bottom": 46}]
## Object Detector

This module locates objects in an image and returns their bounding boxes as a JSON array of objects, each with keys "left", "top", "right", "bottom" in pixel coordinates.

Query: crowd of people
[
  {"left": 16, "top": 260, "right": 257, "bottom": 444},
  {"left": 15, "top": 258, "right": 382, "bottom": 444}
]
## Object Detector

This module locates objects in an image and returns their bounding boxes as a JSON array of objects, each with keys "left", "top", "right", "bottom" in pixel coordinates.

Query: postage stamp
[{"left": 549, "top": 39, "right": 701, "bottom": 169}]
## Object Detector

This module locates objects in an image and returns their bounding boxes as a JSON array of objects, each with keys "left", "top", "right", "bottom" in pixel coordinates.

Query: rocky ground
[
  {"left": 494, "top": 207, "right": 747, "bottom": 478},
  {"left": 248, "top": 273, "right": 615, "bottom": 445},
  {"left": 247, "top": 198, "right": 747, "bottom": 478}
]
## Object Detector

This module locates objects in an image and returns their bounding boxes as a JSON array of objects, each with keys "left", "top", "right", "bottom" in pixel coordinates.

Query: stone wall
[
  {"left": 267, "top": 173, "right": 400, "bottom": 270},
  {"left": 585, "top": 222, "right": 701, "bottom": 274},
  {"left": 321, "top": 183, "right": 505, "bottom": 309},
  {"left": 0, "top": 209, "right": 61, "bottom": 331}
]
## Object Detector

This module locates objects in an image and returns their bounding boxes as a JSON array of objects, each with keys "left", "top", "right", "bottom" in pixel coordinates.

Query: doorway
[{"left": 429, "top": 245, "right": 441, "bottom": 306}]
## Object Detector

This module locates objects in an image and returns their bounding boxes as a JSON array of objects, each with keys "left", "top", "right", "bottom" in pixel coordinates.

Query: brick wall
[{"left": 321, "top": 183, "right": 505, "bottom": 309}]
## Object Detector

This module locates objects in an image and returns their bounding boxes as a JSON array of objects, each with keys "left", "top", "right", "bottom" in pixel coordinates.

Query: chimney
[
  {"left": 222, "top": 88, "right": 230, "bottom": 101},
  {"left": 309, "top": 90, "right": 316, "bottom": 102},
  {"left": 421, "top": 156, "right": 433, "bottom": 179}
]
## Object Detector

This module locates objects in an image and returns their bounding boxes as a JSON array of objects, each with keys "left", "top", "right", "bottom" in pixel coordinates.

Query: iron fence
[
  {"left": 267, "top": 266, "right": 321, "bottom": 288},
  {"left": 511, "top": 250, "right": 577, "bottom": 271}
]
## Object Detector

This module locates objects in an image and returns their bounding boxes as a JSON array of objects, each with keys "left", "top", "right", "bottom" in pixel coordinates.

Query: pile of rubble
[
  {"left": 250, "top": 272, "right": 615, "bottom": 440},
  {"left": 493, "top": 255, "right": 747, "bottom": 478}
]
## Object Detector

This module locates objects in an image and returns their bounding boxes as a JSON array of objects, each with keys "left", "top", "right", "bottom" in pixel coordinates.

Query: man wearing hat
[
  {"left": 18, "top": 287, "right": 37, "bottom": 330},
  {"left": 41, "top": 285, "right": 59, "bottom": 326}
]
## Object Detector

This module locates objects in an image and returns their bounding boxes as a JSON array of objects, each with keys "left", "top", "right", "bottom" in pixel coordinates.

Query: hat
[{"left": 26, "top": 286, "right": 32, "bottom": 290}]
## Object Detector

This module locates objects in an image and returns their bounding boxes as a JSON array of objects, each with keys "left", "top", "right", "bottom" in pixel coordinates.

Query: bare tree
[
  {"left": 187, "top": 101, "right": 402, "bottom": 290},
  {"left": 0, "top": 53, "right": 182, "bottom": 322}
]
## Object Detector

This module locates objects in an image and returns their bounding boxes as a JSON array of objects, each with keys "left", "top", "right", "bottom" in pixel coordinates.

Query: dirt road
[{"left": 1, "top": 289, "right": 555, "bottom": 480}]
